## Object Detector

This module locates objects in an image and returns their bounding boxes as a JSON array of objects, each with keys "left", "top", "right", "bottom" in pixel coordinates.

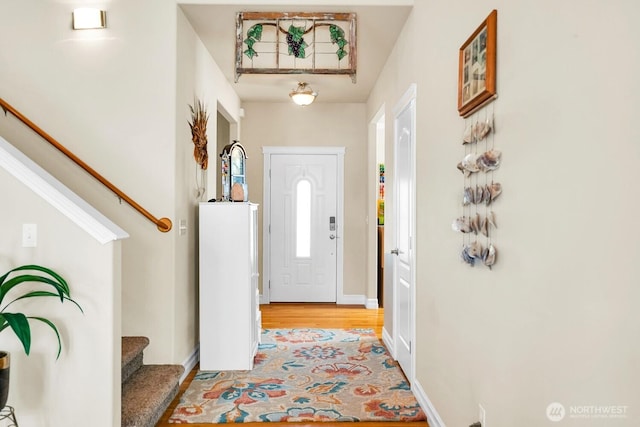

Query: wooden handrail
[{"left": 0, "top": 98, "right": 172, "bottom": 232}]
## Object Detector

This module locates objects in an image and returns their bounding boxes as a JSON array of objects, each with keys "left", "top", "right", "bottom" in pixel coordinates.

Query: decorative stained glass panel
[{"left": 236, "top": 12, "right": 357, "bottom": 82}]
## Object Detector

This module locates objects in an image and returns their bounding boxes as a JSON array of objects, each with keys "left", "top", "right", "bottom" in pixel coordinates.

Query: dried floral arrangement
[{"left": 188, "top": 98, "right": 209, "bottom": 170}]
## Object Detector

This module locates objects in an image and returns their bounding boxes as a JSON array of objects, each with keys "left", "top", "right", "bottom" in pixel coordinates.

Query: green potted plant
[{"left": 0, "top": 264, "right": 82, "bottom": 409}]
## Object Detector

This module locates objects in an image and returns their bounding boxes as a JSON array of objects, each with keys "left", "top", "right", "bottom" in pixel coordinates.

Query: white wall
[
  {"left": 0, "top": 2, "right": 244, "bottom": 423},
  {"left": 369, "top": 1, "right": 640, "bottom": 426},
  {"left": 241, "top": 102, "right": 369, "bottom": 300},
  {"left": 367, "top": 9, "right": 418, "bottom": 337},
  {"left": 0, "top": 0, "right": 243, "bottom": 375},
  {"left": 175, "top": 6, "right": 243, "bottom": 365},
  {"left": 0, "top": 0, "right": 181, "bottom": 364},
  {"left": 0, "top": 162, "right": 122, "bottom": 427}
]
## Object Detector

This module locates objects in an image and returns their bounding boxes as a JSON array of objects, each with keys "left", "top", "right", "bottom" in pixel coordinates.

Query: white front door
[
  {"left": 393, "top": 85, "right": 416, "bottom": 381},
  {"left": 268, "top": 153, "right": 339, "bottom": 302}
]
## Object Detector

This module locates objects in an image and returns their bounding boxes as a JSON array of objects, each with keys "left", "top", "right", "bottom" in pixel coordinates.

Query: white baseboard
[
  {"left": 337, "top": 294, "right": 366, "bottom": 305},
  {"left": 180, "top": 344, "right": 200, "bottom": 384},
  {"left": 413, "top": 378, "right": 446, "bottom": 427},
  {"left": 382, "top": 326, "right": 395, "bottom": 358},
  {"left": 365, "top": 298, "right": 379, "bottom": 309},
  {"left": 259, "top": 293, "right": 269, "bottom": 305}
]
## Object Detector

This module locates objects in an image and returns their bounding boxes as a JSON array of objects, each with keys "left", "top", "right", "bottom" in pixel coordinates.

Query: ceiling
[{"left": 180, "top": 4, "right": 412, "bottom": 103}]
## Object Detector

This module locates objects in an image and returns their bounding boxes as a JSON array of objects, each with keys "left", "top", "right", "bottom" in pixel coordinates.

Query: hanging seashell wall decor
[{"left": 453, "top": 105, "right": 500, "bottom": 269}]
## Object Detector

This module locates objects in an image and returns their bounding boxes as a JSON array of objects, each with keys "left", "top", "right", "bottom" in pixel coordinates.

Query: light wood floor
[{"left": 156, "top": 303, "right": 428, "bottom": 427}]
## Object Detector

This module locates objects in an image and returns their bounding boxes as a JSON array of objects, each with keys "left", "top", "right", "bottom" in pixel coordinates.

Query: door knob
[
  {"left": 390, "top": 248, "right": 402, "bottom": 255},
  {"left": 329, "top": 234, "right": 336, "bottom": 240}
]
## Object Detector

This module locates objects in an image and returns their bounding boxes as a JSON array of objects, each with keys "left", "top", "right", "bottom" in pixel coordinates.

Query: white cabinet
[{"left": 199, "top": 202, "right": 260, "bottom": 371}]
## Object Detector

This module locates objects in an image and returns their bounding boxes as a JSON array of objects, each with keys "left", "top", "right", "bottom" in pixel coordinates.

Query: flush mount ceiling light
[
  {"left": 72, "top": 8, "right": 107, "bottom": 30},
  {"left": 289, "top": 82, "right": 317, "bottom": 106}
]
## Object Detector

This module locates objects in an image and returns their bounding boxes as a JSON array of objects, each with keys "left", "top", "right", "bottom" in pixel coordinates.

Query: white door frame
[
  {"left": 392, "top": 84, "right": 417, "bottom": 382},
  {"left": 262, "top": 146, "right": 345, "bottom": 304},
  {"left": 368, "top": 104, "right": 385, "bottom": 309}
]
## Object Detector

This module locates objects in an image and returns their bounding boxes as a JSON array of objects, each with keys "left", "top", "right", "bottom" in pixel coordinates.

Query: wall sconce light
[
  {"left": 289, "top": 82, "right": 317, "bottom": 106},
  {"left": 72, "top": 8, "right": 107, "bottom": 30}
]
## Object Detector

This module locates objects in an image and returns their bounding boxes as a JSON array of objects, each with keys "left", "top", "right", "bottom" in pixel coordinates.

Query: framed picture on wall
[{"left": 458, "top": 10, "right": 497, "bottom": 117}]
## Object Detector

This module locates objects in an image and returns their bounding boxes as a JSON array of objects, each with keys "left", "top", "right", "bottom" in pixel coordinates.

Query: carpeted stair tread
[
  {"left": 122, "top": 364, "right": 184, "bottom": 427},
  {"left": 122, "top": 336, "right": 149, "bottom": 385},
  {"left": 122, "top": 336, "right": 149, "bottom": 368}
]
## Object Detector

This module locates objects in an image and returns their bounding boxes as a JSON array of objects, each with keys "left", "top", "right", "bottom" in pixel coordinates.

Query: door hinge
[
  {"left": 269, "top": 224, "right": 271, "bottom": 233},
  {"left": 409, "top": 341, "right": 412, "bottom": 353},
  {"left": 269, "top": 280, "right": 271, "bottom": 289}
]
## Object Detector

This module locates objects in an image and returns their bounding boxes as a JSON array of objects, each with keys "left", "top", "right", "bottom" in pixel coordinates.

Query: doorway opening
[
  {"left": 215, "top": 111, "right": 230, "bottom": 199},
  {"left": 374, "top": 111, "right": 386, "bottom": 307},
  {"left": 212, "top": 105, "right": 240, "bottom": 201}
]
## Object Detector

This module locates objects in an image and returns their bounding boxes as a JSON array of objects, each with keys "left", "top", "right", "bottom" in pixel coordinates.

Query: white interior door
[
  {"left": 269, "top": 154, "right": 338, "bottom": 302},
  {"left": 393, "top": 86, "right": 416, "bottom": 381}
]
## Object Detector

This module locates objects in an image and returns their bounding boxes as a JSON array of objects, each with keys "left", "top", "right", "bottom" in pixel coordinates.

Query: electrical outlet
[{"left": 479, "top": 404, "right": 486, "bottom": 427}]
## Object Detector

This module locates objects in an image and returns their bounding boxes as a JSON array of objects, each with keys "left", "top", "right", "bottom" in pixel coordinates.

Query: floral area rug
[{"left": 169, "top": 328, "right": 426, "bottom": 423}]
